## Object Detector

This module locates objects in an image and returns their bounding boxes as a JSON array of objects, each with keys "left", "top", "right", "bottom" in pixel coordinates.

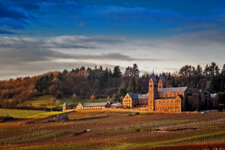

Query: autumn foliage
[
  {"left": 0, "top": 63, "right": 225, "bottom": 108},
  {"left": 90, "top": 94, "right": 95, "bottom": 100}
]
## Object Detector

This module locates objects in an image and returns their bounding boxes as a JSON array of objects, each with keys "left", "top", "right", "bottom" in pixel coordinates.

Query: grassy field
[
  {"left": 0, "top": 110, "right": 225, "bottom": 149},
  {"left": 21, "top": 95, "right": 108, "bottom": 108},
  {"left": 0, "top": 109, "right": 63, "bottom": 118}
]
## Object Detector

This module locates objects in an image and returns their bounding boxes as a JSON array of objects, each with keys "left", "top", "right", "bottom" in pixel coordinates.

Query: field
[
  {"left": 0, "top": 110, "right": 225, "bottom": 150},
  {"left": 21, "top": 95, "right": 107, "bottom": 108},
  {"left": 0, "top": 109, "right": 63, "bottom": 119}
]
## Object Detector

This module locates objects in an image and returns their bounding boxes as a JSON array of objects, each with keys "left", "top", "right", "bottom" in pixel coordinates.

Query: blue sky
[{"left": 0, "top": 0, "right": 225, "bottom": 79}]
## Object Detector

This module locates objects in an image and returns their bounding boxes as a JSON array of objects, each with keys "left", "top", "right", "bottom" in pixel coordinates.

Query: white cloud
[{"left": 0, "top": 31, "right": 224, "bottom": 80}]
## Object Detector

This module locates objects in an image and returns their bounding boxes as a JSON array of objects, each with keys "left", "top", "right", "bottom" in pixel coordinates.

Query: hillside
[
  {"left": 1, "top": 111, "right": 225, "bottom": 149},
  {"left": 0, "top": 63, "right": 225, "bottom": 109},
  {"left": 20, "top": 95, "right": 107, "bottom": 109}
]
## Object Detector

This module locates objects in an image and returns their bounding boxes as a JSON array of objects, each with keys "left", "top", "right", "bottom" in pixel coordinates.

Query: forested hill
[{"left": 0, "top": 62, "right": 225, "bottom": 108}]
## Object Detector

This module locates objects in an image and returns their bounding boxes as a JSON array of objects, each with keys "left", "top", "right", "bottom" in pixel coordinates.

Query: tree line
[{"left": 0, "top": 62, "right": 225, "bottom": 108}]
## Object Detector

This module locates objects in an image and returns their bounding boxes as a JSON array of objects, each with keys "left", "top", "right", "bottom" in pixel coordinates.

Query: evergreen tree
[
  {"left": 112, "top": 66, "right": 121, "bottom": 77},
  {"left": 204, "top": 64, "right": 210, "bottom": 77},
  {"left": 133, "top": 63, "right": 140, "bottom": 77},
  {"left": 127, "top": 78, "right": 136, "bottom": 93},
  {"left": 80, "top": 66, "right": 85, "bottom": 70},
  {"left": 35, "top": 75, "right": 53, "bottom": 93},
  {"left": 209, "top": 62, "right": 219, "bottom": 76},
  {"left": 208, "top": 72, "right": 225, "bottom": 93},
  {"left": 62, "top": 69, "right": 68, "bottom": 75},
  {"left": 196, "top": 65, "right": 202, "bottom": 76},
  {"left": 222, "top": 64, "right": 225, "bottom": 73},
  {"left": 118, "top": 82, "right": 127, "bottom": 99},
  {"left": 135, "top": 78, "right": 142, "bottom": 93}
]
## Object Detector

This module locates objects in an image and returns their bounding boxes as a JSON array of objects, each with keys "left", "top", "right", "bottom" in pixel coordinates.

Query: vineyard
[{"left": 0, "top": 110, "right": 225, "bottom": 149}]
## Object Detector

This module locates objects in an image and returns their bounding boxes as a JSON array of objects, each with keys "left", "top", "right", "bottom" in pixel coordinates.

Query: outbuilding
[{"left": 76, "top": 102, "right": 107, "bottom": 110}]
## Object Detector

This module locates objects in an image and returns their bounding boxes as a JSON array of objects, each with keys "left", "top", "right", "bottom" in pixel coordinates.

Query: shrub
[
  {"left": 90, "top": 94, "right": 95, "bottom": 100},
  {"left": 72, "top": 93, "right": 78, "bottom": 99},
  {"left": 0, "top": 116, "right": 14, "bottom": 122}
]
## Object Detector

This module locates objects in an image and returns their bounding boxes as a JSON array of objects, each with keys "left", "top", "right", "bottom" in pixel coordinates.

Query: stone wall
[
  {"left": 155, "top": 97, "right": 181, "bottom": 113},
  {"left": 158, "top": 92, "right": 184, "bottom": 98},
  {"left": 133, "top": 99, "right": 148, "bottom": 107}
]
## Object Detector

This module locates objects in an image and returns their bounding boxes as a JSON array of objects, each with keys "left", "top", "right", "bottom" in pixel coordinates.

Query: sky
[{"left": 0, "top": 0, "right": 225, "bottom": 80}]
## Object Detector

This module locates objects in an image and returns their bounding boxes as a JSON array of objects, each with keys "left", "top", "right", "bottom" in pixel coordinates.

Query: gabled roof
[
  {"left": 155, "top": 94, "right": 183, "bottom": 100},
  {"left": 111, "top": 103, "right": 122, "bottom": 107},
  {"left": 128, "top": 93, "right": 148, "bottom": 100},
  {"left": 158, "top": 87, "right": 187, "bottom": 93},
  {"left": 127, "top": 93, "right": 138, "bottom": 99},
  {"left": 138, "top": 94, "right": 148, "bottom": 99},
  {"left": 80, "top": 102, "right": 107, "bottom": 107}
]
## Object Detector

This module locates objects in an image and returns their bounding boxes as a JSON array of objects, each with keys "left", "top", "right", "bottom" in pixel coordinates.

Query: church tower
[
  {"left": 148, "top": 74, "right": 158, "bottom": 111},
  {"left": 158, "top": 74, "right": 165, "bottom": 88}
]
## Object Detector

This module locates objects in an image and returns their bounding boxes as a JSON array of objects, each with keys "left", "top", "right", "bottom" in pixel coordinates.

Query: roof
[
  {"left": 155, "top": 97, "right": 175, "bottom": 100},
  {"left": 210, "top": 93, "right": 217, "bottom": 98},
  {"left": 150, "top": 74, "right": 156, "bottom": 82},
  {"left": 188, "top": 88, "right": 201, "bottom": 93},
  {"left": 158, "top": 87, "right": 187, "bottom": 93},
  {"left": 111, "top": 103, "right": 122, "bottom": 107},
  {"left": 128, "top": 93, "right": 148, "bottom": 100},
  {"left": 155, "top": 95, "right": 183, "bottom": 100},
  {"left": 160, "top": 74, "right": 165, "bottom": 83},
  {"left": 81, "top": 102, "right": 107, "bottom": 107}
]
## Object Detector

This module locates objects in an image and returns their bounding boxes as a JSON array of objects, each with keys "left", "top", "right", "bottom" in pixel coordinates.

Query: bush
[
  {"left": 90, "top": 94, "right": 95, "bottom": 100},
  {"left": 72, "top": 93, "right": 78, "bottom": 99},
  {"left": 0, "top": 116, "right": 14, "bottom": 122}
]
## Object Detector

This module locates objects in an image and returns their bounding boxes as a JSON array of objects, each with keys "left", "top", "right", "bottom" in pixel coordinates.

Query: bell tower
[
  {"left": 158, "top": 74, "right": 165, "bottom": 88},
  {"left": 158, "top": 80, "right": 163, "bottom": 88},
  {"left": 148, "top": 74, "right": 157, "bottom": 111}
]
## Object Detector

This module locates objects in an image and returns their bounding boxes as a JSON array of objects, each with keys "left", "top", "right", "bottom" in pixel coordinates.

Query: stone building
[
  {"left": 76, "top": 102, "right": 107, "bottom": 110},
  {"left": 123, "top": 74, "right": 218, "bottom": 112},
  {"left": 75, "top": 101, "right": 123, "bottom": 110}
]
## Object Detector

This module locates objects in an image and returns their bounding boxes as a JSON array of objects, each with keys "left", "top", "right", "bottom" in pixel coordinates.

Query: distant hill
[{"left": 0, "top": 63, "right": 225, "bottom": 109}]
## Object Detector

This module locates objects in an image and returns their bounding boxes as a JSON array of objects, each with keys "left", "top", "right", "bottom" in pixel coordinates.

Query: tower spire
[{"left": 148, "top": 73, "right": 157, "bottom": 111}]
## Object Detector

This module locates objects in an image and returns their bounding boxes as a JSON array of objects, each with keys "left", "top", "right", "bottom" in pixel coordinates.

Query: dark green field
[{"left": 0, "top": 110, "right": 225, "bottom": 150}]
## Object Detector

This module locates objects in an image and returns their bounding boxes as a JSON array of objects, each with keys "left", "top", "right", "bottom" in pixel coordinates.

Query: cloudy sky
[{"left": 0, "top": 0, "right": 225, "bottom": 80}]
